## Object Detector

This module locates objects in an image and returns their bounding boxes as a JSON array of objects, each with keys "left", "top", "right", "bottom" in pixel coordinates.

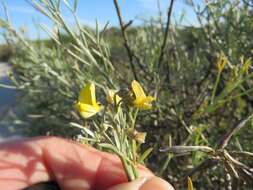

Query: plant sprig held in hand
[{"left": 74, "top": 80, "right": 155, "bottom": 181}]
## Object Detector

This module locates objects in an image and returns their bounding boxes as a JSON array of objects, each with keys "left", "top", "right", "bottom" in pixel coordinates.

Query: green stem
[
  {"left": 158, "top": 134, "right": 172, "bottom": 176},
  {"left": 131, "top": 163, "right": 139, "bottom": 179},
  {"left": 211, "top": 72, "right": 221, "bottom": 104},
  {"left": 120, "top": 156, "right": 136, "bottom": 181},
  {"left": 158, "top": 153, "right": 173, "bottom": 176}
]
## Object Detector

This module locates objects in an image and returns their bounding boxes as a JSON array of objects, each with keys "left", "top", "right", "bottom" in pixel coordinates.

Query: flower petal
[
  {"left": 187, "top": 177, "right": 194, "bottom": 190},
  {"left": 131, "top": 80, "right": 147, "bottom": 100},
  {"left": 75, "top": 102, "right": 101, "bottom": 118},
  {"left": 78, "top": 83, "right": 97, "bottom": 105},
  {"left": 133, "top": 96, "right": 155, "bottom": 110}
]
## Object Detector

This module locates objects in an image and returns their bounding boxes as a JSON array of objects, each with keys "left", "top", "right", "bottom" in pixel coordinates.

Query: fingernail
[
  {"left": 108, "top": 177, "right": 174, "bottom": 190},
  {"left": 140, "top": 176, "right": 175, "bottom": 190},
  {"left": 107, "top": 177, "right": 149, "bottom": 190}
]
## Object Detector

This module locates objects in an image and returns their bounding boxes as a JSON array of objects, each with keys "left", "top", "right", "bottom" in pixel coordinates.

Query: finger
[
  {"left": 0, "top": 137, "right": 53, "bottom": 190},
  {"left": 0, "top": 136, "right": 153, "bottom": 190},
  {"left": 38, "top": 137, "right": 153, "bottom": 190},
  {"left": 107, "top": 176, "right": 175, "bottom": 190}
]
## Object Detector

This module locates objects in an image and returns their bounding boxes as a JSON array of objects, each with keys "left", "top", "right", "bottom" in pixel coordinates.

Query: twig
[
  {"left": 160, "top": 145, "right": 215, "bottom": 154},
  {"left": 242, "top": 0, "right": 253, "bottom": 7},
  {"left": 157, "top": 0, "right": 175, "bottom": 69},
  {"left": 230, "top": 151, "right": 253, "bottom": 158},
  {"left": 123, "top": 20, "right": 133, "bottom": 30},
  {"left": 113, "top": 0, "right": 138, "bottom": 81},
  {"left": 218, "top": 113, "right": 253, "bottom": 149}
]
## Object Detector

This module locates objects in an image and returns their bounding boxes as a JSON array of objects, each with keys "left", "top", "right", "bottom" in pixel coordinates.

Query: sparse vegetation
[{"left": 1, "top": 0, "right": 253, "bottom": 189}]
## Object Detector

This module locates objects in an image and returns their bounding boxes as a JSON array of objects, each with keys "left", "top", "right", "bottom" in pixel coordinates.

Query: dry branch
[
  {"left": 113, "top": 0, "right": 138, "bottom": 81},
  {"left": 157, "top": 0, "right": 175, "bottom": 71}
]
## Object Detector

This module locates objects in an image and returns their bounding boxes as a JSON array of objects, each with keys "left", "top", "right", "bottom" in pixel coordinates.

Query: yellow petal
[
  {"left": 134, "top": 102, "right": 152, "bottom": 110},
  {"left": 133, "top": 96, "right": 155, "bottom": 110},
  {"left": 131, "top": 80, "right": 147, "bottom": 100},
  {"left": 216, "top": 53, "right": 227, "bottom": 73},
  {"left": 75, "top": 102, "right": 101, "bottom": 118},
  {"left": 78, "top": 83, "right": 97, "bottom": 105},
  {"left": 145, "top": 96, "right": 156, "bottom": 102},
  {"left": 187, "top": 177, "right": 194, "bottom": 190}
]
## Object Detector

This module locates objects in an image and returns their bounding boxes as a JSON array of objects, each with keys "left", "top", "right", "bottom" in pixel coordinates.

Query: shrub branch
[
  {"left": 157, "top": 0, "right": 175, "bottom": 70},
  {"left": 113, "top": 0, "right": 138, "bottom": 81}
]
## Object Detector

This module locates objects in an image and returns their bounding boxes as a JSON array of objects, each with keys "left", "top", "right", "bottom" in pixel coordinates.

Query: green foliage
[{"left": 1, "top": 0, "right": 253, "bottom": 189}]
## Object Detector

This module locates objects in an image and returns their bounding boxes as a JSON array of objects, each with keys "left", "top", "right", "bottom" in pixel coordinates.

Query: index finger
[{"left": 0, "top": 136, "right": 153, "bottom": 190}]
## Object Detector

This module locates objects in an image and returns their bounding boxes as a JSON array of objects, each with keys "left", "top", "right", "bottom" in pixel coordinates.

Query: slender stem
[
  {"left": 131, "top": 163, "right": 139, "bottom": 179},
  {"left": 211, "top": 72, "right": 221, "bottom": 104},
  {"left": 157, "top": 0, "right": 175, "bottom": 70},
  {"left": 159, "top": 134, "right": 172, "bottom": 176},
  {"left": 159, "top": 152, "right": 173, "bottom": 176},
  {"left": 120, "top": 156, "right": 136, "bottom": 181},
  {"left": 113, "top": 0, "right": 138, "bottom": 81},
  {"left": 218, "top": 113, "right": 253, "bottom": 149}
]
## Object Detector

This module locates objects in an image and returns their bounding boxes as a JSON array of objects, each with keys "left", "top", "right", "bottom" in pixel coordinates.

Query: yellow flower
[
  {"left": 187, "top": 176, "right": 194, "bottom": 190},
  {"left": 131, "top": 80, "right": 155, "bottom": 110},
  {"left": 106, "top": 89, "right": 122, "bottom": 105},
  {"left": 75, "top": 83, "right": 102, "bottom": 118},
  {"left": 216, "top": 53, "right": 228, "bottom": 73}
]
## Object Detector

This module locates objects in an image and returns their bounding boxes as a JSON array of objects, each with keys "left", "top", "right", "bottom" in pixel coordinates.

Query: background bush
[{"left": 1, "top": 0, "right": 253, "bottom": 189}]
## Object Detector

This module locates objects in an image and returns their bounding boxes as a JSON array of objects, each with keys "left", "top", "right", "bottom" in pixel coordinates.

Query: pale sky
[{"left": 0, "top": 0, "right": 204, "bottom": 41}]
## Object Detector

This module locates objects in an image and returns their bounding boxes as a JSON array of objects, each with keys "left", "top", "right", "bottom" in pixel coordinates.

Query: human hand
[{"left": 0, "top": 136, "right": 174, "bottom": 190}]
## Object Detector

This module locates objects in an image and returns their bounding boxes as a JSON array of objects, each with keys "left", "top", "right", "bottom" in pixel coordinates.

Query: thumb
[{"left": 107, "top": 176, "right": 174, "bottom": 190}]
